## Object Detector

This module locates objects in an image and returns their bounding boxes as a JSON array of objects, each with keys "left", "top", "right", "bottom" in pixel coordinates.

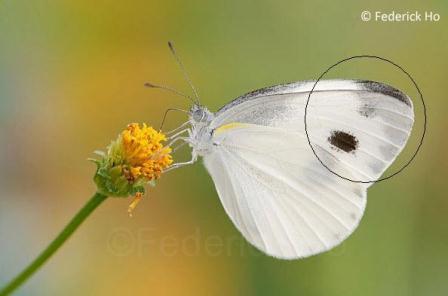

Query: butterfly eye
[{"left": 192, "top": 109, "right": 205, "bottom": 122}]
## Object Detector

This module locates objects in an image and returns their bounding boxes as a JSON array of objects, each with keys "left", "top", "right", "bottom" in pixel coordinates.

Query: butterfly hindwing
[{"left": 205, "top": 124, "right": 367, "bottom": 258}]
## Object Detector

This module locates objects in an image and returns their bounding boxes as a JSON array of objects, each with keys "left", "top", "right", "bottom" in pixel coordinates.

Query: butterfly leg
[
  {"left": 172, "top": 141, "right": 188, "bottom": 152},
  {"left": 167, "top": 136, "right": 190, "bottom": 151},
  {"left": 168, "top": 128, "right": 191, "bottom": 140},
  {"left": 163, "top": 137, "right": 197, "bottom": 173},
  {"left": 164, "top": 157, "right": 197, "bottom": 172},
  {"left": 164, "top": 121, "right": 191, "bottom": 135}
]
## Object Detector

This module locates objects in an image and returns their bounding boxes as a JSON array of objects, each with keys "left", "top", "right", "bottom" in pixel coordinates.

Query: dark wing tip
[{"left": 356, "top": 80, "right": 412, "bottom": 107}]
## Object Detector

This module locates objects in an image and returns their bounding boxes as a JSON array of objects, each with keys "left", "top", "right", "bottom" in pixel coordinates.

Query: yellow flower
[
  {"left": 121, "top": 123, "right": 173, "bottom": 181},
  {"left": 92, "top": 123, "right": 173, "bottom": 201}
]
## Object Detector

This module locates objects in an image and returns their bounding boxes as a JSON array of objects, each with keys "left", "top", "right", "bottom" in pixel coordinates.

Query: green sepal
[
  {"left": 93, "top": 150, "right": 106, "bottom": 157},
  {"left": 92, "top": 158, "right": 148, "bottom": 198}
]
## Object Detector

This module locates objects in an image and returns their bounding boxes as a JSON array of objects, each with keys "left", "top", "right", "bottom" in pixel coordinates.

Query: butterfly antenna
[
  {"left": 144, "top": 82, "right": 196, "bottom": 104},
  {"left": 167, "top": 41, "right": 200, "bottom": 105}
]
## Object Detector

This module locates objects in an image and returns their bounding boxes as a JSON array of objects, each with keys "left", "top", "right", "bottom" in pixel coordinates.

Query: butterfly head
[{"left": 189, "top": 104, "right": 214, "bottom": 124}]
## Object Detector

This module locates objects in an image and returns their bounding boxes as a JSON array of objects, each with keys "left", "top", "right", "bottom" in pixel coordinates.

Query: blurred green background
[{"left": 0, "top": 0, "right": 446, "bottom": 295}]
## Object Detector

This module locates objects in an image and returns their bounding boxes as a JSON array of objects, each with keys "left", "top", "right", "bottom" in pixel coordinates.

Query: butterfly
[{"left": 150, "top": 43, "right": 414, "bottom": 259}]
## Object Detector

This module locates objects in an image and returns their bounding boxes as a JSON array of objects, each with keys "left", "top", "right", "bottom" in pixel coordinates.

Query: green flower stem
[{"left": 0, "top": 192, "right": 108, "bottom": 296}]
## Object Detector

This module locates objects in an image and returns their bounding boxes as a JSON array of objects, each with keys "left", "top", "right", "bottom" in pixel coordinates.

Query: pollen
[{"left": 121, "top": 123, "right": 173, "bottom": 181}]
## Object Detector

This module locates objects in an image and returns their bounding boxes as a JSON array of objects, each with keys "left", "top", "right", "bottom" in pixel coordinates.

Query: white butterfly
[{"left": 155, "top": 44, "right": 414, "bottom": 259}]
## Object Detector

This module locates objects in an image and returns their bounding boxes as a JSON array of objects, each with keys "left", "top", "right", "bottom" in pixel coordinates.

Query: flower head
[
  {"left": 121, "top": 123, "right": 172, "bottom": 181},
  {"left": 92, "top": 123, "right": 172, "bottom": 200}
]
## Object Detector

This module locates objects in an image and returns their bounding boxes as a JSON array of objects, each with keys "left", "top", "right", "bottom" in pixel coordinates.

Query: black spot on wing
[
  {"left": 328, "top": 130, "right": 359, "bottom": 153},
  {"left": 357, "top": 80, "right": 411, "bottom": 107}
]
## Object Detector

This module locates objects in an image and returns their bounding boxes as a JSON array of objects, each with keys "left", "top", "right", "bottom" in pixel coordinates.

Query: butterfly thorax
[{"left": 188, "top": 105, "right": 215, "bottom": 157}]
